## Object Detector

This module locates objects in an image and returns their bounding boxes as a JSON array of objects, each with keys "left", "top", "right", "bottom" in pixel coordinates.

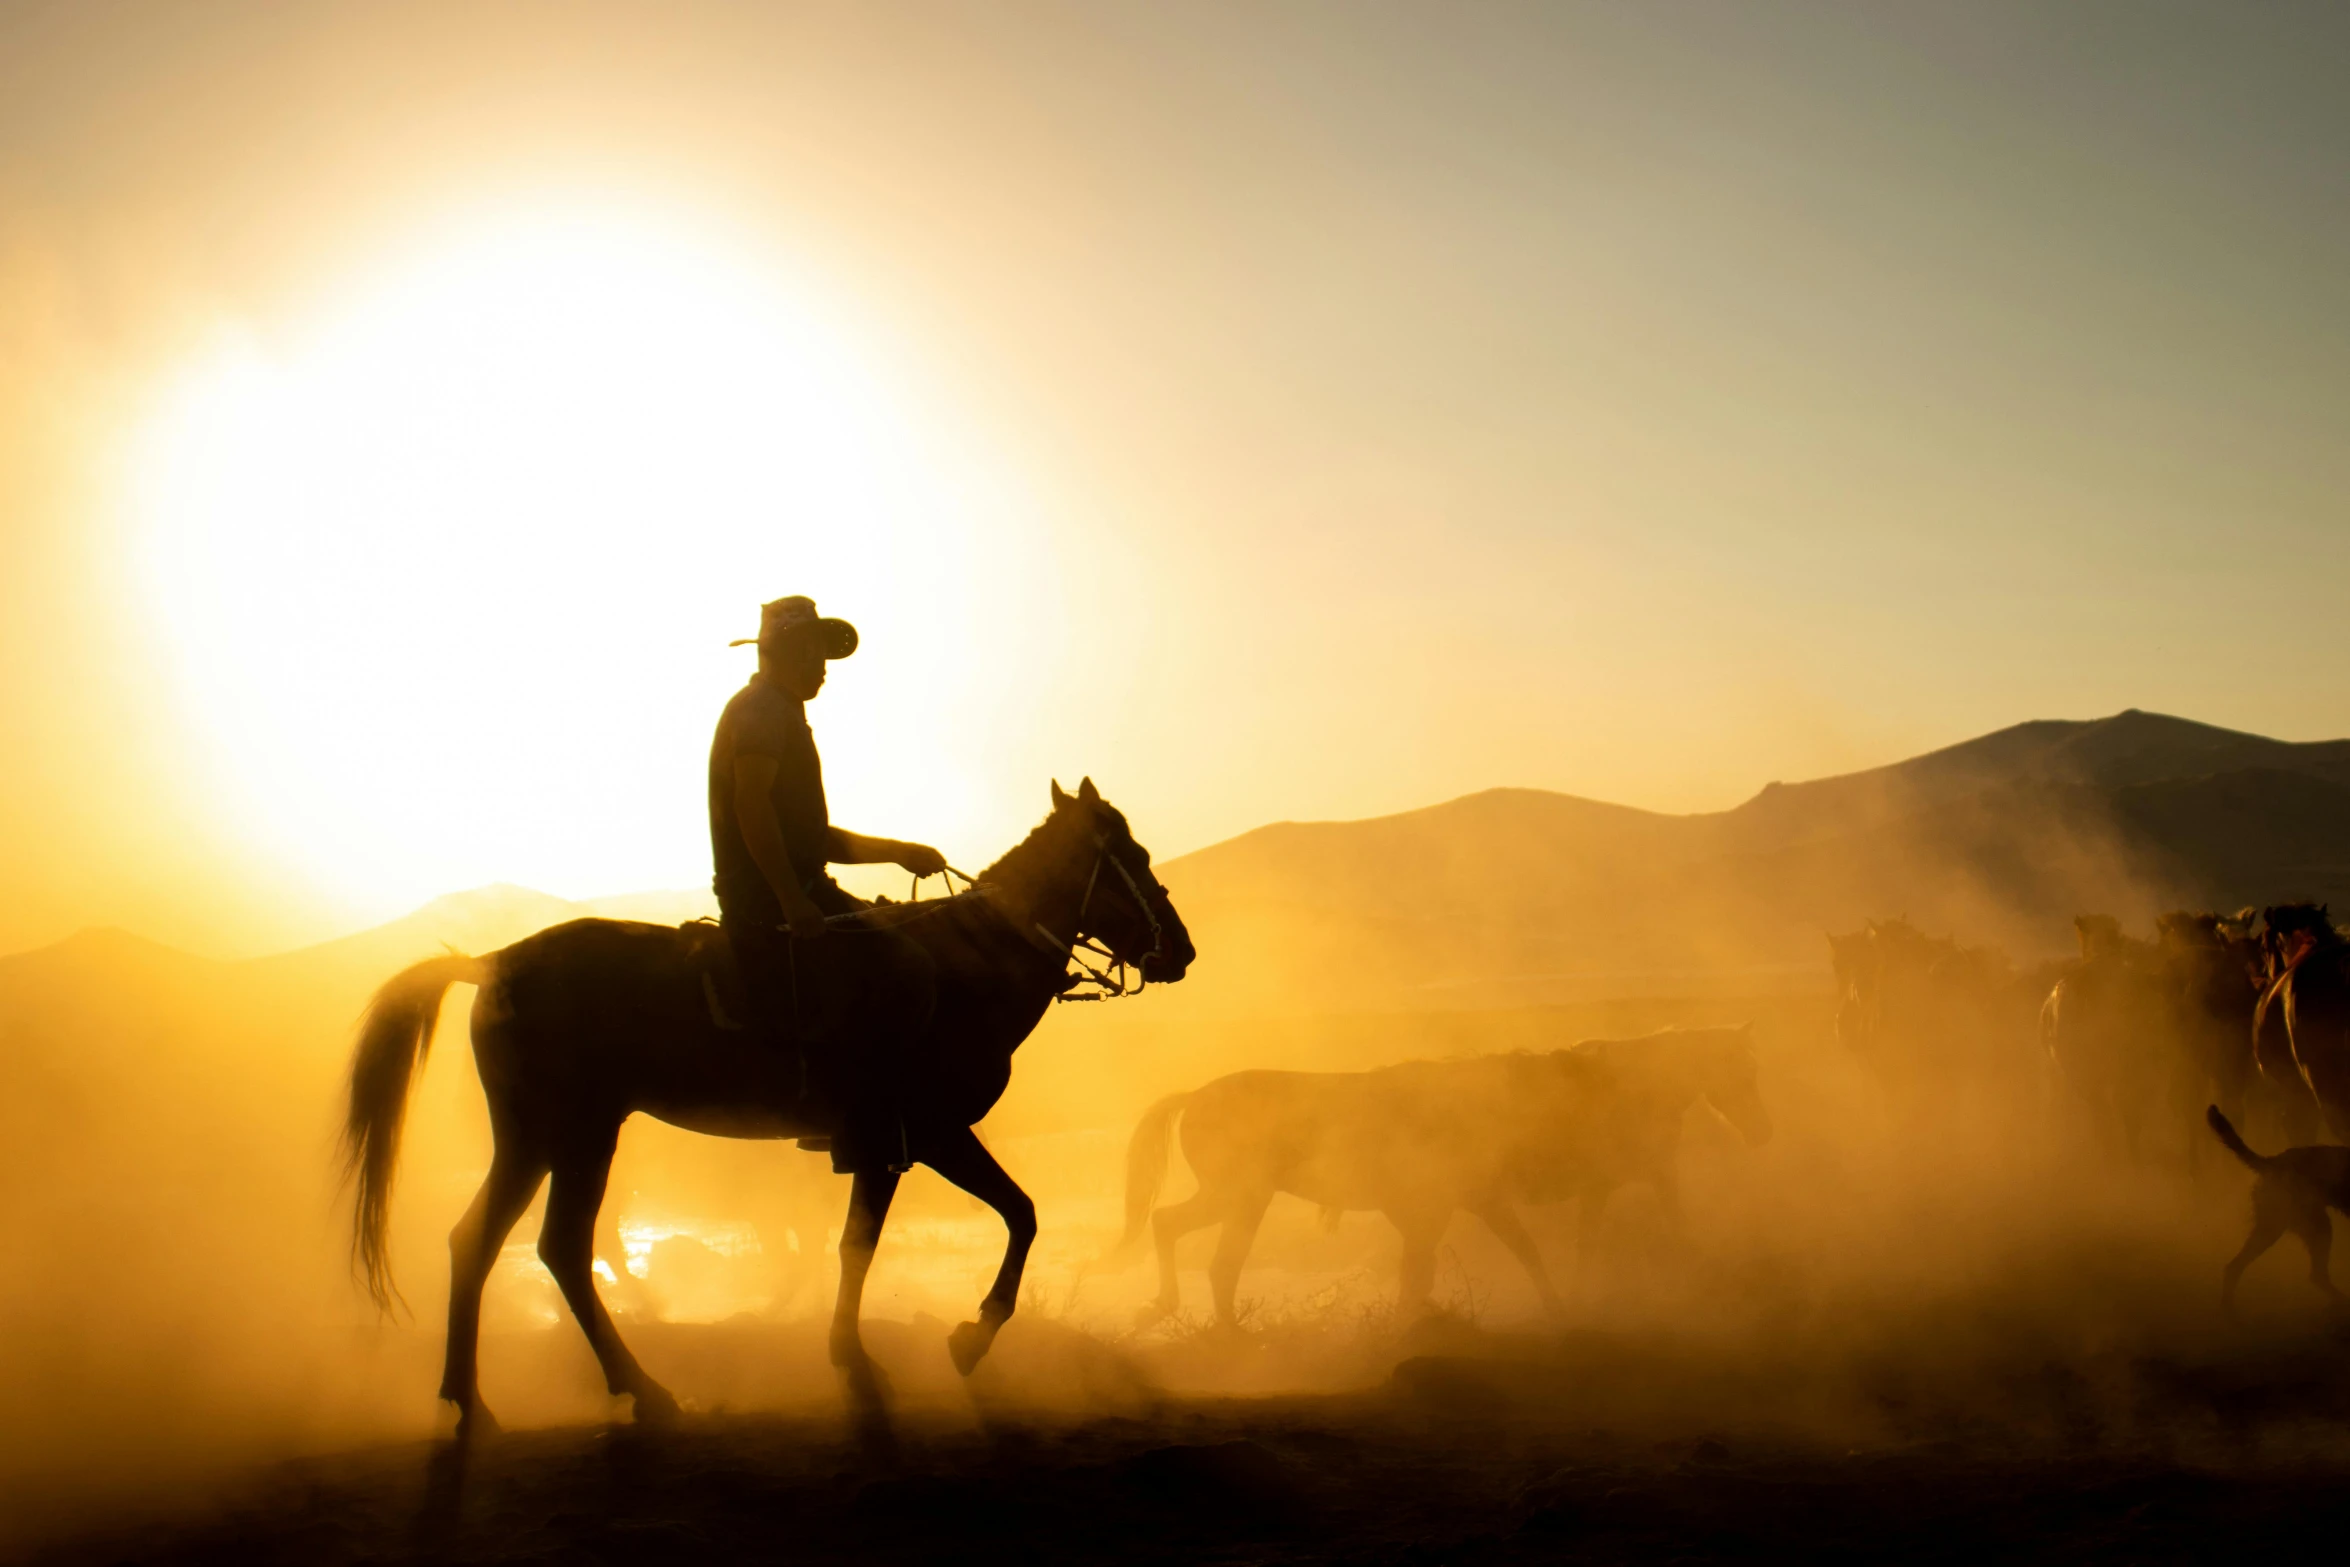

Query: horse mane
[{"left": 979, "top": 805, "right": 1087, "bottom": 895}]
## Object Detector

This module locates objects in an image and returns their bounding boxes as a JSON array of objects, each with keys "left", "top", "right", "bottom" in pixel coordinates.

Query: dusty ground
[{"left": 30, "top": 1309, "right": 2350, "bottom": 1566}]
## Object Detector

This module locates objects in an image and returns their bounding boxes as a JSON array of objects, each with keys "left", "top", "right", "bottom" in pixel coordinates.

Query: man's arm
[
  {"left": 827, "top": 827, "right": 947, "bottom": 878},
  {"left": 734, "top": 755, "right": 830, "bottom": 939}
]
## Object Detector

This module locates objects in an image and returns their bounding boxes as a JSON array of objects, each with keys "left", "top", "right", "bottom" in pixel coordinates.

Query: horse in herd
[{"left": 1100, "top": 1026, "right": 1771, "bottom": 1327}]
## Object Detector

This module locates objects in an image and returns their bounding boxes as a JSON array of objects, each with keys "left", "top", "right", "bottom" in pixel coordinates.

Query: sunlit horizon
[{"left": 122, "top": 202, "right": 1059, "bottom": 921}]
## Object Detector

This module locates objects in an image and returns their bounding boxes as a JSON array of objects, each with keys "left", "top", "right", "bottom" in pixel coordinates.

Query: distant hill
[{"left": 1158, "top": 711, "right": 2350, "bottom": 1010}]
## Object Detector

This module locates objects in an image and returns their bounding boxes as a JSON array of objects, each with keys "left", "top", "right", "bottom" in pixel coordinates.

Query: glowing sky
[{"left": 3, "top": 1, "right": 2347, "bottom": 954}]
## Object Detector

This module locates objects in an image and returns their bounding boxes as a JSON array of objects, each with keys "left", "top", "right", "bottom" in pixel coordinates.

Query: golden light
[{"left": 125, "top": 204, "right": 1048, "bottom": 918}]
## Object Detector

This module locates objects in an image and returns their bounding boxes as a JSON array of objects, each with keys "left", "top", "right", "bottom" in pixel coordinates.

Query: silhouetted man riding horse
[{"left": 710, "top": 595, "right": 946, "bottom": 1175}]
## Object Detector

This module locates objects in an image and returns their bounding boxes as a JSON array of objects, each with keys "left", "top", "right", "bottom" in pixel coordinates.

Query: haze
[{"left": 9, "top": 7, "right": 2350, "bottom": 1560}]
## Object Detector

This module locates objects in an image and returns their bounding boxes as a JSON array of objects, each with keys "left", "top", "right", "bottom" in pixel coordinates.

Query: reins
[{"left": 834, "top": 838, "right": 1167, "bottom": 1004}]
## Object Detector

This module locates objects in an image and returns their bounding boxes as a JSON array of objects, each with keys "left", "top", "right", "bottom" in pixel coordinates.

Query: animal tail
[
  {"left": 2206, "top": 1104, "right": 2272, "bottom": 1173},
  {"left": 341, "top": 951, "right": 488, "bottom": 1314},
  {"left": 1093, "top": 1091, "right": 1193, "bottom": 1271}
]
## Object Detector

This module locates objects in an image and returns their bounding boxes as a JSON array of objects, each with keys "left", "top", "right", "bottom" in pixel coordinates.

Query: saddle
[
  {"left": 678, "top": 919, "right": 751, "bottom": 1032},
  {"left": 674, "top": 917, "right": 873, "bottom": 1043}
]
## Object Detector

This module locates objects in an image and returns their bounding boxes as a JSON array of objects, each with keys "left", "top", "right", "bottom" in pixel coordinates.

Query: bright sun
[{"left": 127, "top": 205, "right": 1040, "bottom": 918}]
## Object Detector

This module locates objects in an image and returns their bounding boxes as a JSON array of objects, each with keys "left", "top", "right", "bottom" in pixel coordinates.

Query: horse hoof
[
  {"left": 948, "top": 1321, "right": 991, "bottom": 1376},
  {"left": 453, "top": 1402, "right": 501, "bottom": 1443},
  {"left": 1133, "top": 1303, "right": 1173, "bottom": 1329},
  {"left": 632, "top": 1383, "right": 682, "bottom": 1425}
]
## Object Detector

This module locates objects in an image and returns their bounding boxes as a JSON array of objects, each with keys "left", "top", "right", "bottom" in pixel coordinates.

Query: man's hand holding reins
[
  {"left": 894, "top": 842, "right": 947, "bottom": 878},
  {"left": 826, "top": 828, "right": 945, "bottom": 880},
  {"left": 780, "top": 895, "right": 831, "bottom": 941}
]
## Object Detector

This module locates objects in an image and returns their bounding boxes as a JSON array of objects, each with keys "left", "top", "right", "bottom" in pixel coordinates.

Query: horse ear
[
  {"left": 1078, "top": 776, "right": 1100, "bottom": 805},
  {"left": 1051, "top": 780, "right": 1072, "bottom": 810}
]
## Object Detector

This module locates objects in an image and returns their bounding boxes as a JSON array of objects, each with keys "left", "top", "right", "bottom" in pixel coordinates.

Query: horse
[
  {"left": 2153, "top": 910, "right": 2265, "bottom": 1160},
  {"left": 1829, "top": 919, "right": 2048, "bottom": 1118},
  {"left": 2041, "top": 915, "right": 2174, "bottom": 1159},
  {"left": 2255, "top": 904, "right": 2350, "bottom": 1142},
  {"left": 341, "top": 778, "right": 1193, "bottom": 1436},
  {"left": 1102, "top": 1026, "right": 1770, "bottom": 1328}
]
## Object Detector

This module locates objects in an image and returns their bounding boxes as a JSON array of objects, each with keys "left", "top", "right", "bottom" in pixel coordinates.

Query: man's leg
[
  {"left": 813, "top": 928, "right": 936, "bottom": 1175},
  {"left": 723, "top": 916, "right": 807, "bottom": 1097}
]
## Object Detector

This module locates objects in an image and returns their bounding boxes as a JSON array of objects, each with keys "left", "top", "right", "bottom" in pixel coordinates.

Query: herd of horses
[{"left": 1830, "top": 903, "right": 2350, "bottom": 1161}]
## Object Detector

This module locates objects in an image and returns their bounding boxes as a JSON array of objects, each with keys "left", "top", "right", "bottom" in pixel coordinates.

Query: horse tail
[
  {"left": 341, "top": 951, "right": 488, "bottom": 1314},
  {"left": 2206, "top": 1104, "right": 2271, "bottom": 1172},
  {"left": 1096, "top": 1091, "right": 1193, "bottom": 1270}
]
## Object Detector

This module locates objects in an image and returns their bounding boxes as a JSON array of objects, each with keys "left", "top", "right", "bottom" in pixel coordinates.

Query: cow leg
[
  {"left": 1388, "top": 1206, "right": 1451, "bottom": 1318},
  {"left": 1469, "top": 1199, "right": 1563, "bottom": 1320},
  {"left": 1143, "top": 1189, "right": 1226, "bottom": 1324},
  {"left": 917, "top": 1124, "right": 1038, "bottom": 1376},
  {"left": 540, "top": 1135, "right": 680, "bottom": 1423},
  {"left": 1207, "top": 1189, "right": 1274, "bottom": 1331}
]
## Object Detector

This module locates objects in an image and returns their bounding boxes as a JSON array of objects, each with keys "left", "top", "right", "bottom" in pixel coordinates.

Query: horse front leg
[
  {"left": 918, "top": 1124, "right": 1038, "bottom": 1375},
  {"left": 830, "top": 1168, "right": 902, "bottom": 1377}
]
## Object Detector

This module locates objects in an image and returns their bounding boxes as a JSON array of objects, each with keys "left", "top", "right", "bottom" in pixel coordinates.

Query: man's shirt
[{"left": 708, "top": 673, "right": 830, "bottom": 918}]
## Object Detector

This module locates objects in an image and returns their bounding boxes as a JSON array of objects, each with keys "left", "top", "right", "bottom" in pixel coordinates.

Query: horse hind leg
[
  {"left": 1143, "top": 1188, "right": 1229, "bottom": 1325},
  {"left": 1388, "top": 1205, "right": 1451, "bottom": 1320},
  {"left": 1206, "top": 1190, "right": 1273, "bottom": 1332},
  {"left": 539, "top": 1134, "right": 680, "bottom": 1423},
  {"left": 440, "top": 1138, "right": 548, "bottom": 1438}
]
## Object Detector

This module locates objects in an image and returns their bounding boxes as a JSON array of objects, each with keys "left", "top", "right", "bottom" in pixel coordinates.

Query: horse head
[
  {"left": 1046, "top": 777, "right": 1196, "bottom": 984},
  {"left": 1698, "top": 1024, "right": 1774, "bottom": 1146}
]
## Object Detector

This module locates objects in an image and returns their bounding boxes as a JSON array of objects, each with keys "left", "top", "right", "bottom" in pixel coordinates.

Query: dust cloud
[{"left": 3, "top": 782, "right": 2340, "bottom": 1555}]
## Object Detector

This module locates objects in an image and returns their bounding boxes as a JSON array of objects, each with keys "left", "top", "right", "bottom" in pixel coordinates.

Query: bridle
[
  {"left": 921, "top": 831, "right": 1170, "bottom": 1003},
  {"left": 1037, "top": 832, "right": 1170, "bottom": 1002}
]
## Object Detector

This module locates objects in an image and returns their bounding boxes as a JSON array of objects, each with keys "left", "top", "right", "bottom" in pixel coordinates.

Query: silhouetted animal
[
  {"left": 2042, "top": 915, "right": 2172, "bottom": 1158},
  {"left": 343, "top": 779, "right": 1192, "bottom": 1436},
  {"left": 2206, "top": 1105, "right": 2350, "bottom": 1314},
  {"left": 1829, "top": 920, "right": 2049, "bottom": 1113},
  {"left": 2255, "top": 904, "right": 2350, "bottom": 1142},
  {"left": 2154, "top": 911, "right": 2265, "bottom": 1158},
  {"left": 1105, "top": 1026, "right": 1771, "bottom": 1328},
  {"left": 2250, "top": 910, "right": 2324, "bottom": 1144}
]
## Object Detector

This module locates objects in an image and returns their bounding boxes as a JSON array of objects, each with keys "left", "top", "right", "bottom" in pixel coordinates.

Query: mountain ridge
[{"left": 9, "top": 709, "right": 2343, "bottom": 996}]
